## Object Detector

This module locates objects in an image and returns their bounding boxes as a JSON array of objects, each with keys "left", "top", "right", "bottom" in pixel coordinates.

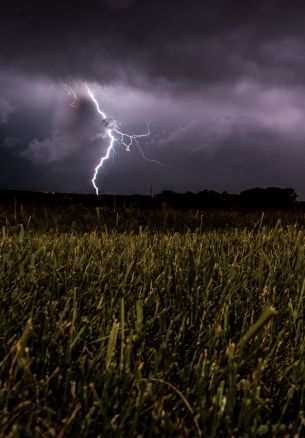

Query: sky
[{"left": 1, "top": 0, "right": 305, "bottom": 197}]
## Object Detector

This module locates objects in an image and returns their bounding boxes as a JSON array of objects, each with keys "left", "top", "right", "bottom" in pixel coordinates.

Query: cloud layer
[{"left": 1, "top": 0, "right": 305, "bottom": 197}]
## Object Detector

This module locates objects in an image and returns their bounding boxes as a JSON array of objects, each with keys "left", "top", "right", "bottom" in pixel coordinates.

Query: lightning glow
[{"left": 85, "top": 84, "right": 168, "bottom": 195}]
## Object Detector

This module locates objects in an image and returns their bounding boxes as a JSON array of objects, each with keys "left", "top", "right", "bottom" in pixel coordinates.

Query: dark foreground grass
[{"left": 0, "top": 210, "right": 305, "bottom": 436}]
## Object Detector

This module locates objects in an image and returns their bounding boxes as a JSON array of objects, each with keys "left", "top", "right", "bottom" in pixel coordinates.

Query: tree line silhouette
[
  {"left": 157, "top": 187, "right": 298, "bottom": 210},
  {"left": 0, "top": 187, "right": 301, "bottom": 210}
]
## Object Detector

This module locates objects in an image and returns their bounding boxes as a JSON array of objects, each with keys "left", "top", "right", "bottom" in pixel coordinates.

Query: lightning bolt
[
  {"left": 63, "top": 84, "right": 78, "bottom": 108},
  {"left": 85, "top": 84, "right": 168, "bottom": 195}
]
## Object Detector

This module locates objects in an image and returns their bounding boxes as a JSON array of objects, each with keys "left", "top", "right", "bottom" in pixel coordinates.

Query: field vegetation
[{"left": 0, "top": 199, "right": 305, "bottom": 436}]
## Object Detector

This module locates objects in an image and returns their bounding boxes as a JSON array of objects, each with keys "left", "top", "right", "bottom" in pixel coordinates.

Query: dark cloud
[
  {"left": 1, "top": 1, "right": 305, "bottom": 197},
  {"left": 1, "top": 0, "right": 305, "bottom": 88}
]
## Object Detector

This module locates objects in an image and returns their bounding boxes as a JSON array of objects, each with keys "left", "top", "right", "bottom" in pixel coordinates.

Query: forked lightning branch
[{"left": 65, "top": 83, "right": 167, "bottom": 195}]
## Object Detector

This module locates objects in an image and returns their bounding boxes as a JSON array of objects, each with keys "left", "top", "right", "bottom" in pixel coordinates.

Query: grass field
[{"left": 0, "top": 203, "right": 305, "bottom": 436}]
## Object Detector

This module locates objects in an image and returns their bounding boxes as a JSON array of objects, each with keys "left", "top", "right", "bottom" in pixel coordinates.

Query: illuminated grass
[{"left": 0, "top": 212, "right": 305, "bottom": 436}]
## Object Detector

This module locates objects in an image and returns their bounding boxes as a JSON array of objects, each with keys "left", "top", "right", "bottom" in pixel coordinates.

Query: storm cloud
[{"left": 1, "top": 0, "right": 305, "bottom": 196}]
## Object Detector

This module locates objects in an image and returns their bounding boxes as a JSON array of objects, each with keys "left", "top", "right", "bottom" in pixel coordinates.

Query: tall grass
[{"left": 0, "top": 209, "right": 305, "bottom": 436}]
